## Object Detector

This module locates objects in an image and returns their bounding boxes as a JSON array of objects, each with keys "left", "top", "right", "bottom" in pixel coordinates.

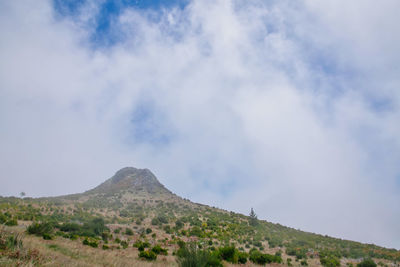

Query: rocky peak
[{"left": 87, "top": 167, "right": 172, "bottom": 195}]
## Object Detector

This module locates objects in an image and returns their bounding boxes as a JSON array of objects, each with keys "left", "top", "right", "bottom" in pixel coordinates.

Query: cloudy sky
[{"left": 1, "top": 0, "right": 399, "bottom": 249}]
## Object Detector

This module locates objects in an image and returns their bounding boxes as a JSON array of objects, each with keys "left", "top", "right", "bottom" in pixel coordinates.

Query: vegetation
[
  {"left": 139, "top": 250, "right": 157, "bottom": 261},
  {"left": 27, "top": 221, "right": 54, "bottom": 239},
  {"left": 0, "top": 167, "right": 399, "bottom": 266},
  {"left": 358, "top": 258, "right": 377, "bottom": 267},
  {"left": 249, "top": 248, "right": 282, "bottom": 265},
  {"left": 176, "top": 243, "right": 222, "bottom": 267},
  {"left": 0, "top": 226, "right": 42, "bottom": 265}
]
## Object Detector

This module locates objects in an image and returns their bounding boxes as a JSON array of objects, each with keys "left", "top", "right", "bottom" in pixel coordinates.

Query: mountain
[
  {"left": 0, "top": 167, "right": 399, "bottom": 267},
  {"left": 86, "top": 167, "right": 172, "bottom": 195}
]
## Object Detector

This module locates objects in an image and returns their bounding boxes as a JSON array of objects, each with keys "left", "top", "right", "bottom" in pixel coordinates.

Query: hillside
[{"left": 1, "top": 167, "right": 399, "bottom": 266}]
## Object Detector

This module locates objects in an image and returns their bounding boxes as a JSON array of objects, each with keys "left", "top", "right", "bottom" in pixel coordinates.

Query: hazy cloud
[{"left": 0, "top": 0, "right": 399, "bottom": 248}]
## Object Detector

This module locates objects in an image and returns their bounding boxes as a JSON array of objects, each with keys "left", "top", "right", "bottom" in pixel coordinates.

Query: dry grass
[{"left": 1, "top": 226, "right": 178, "bottom": 267}]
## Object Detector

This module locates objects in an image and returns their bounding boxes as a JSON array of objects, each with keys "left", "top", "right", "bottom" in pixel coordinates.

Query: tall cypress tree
[{"left": 249, "top": 208, "right": 258, "bottom": 226}]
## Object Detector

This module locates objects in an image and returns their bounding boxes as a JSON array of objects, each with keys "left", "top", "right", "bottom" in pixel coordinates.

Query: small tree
[
  {"left": 19, "top": 192, "right": 26, "bottom": 198},
  {"left": 249, "top": 208, "right": 258, "bottom": 226}
]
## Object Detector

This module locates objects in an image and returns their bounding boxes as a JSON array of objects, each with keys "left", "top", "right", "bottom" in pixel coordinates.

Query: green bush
[
  {"left": 218, "top": 246, "right": 238, "bottom": 263},
  {"left": 320, "top": 255, "right": 340, "bottom": 267},
  {"left": 253, "top": 241, "right": 262, "bottom": 247},
  {"left": 358, "top": 259, "right": 377, "bottom": 267},
  {"left": 189, "top": 226, "right": 204, "bottom": 237},
  {"left": 27, "top": 221, "right": 53, "bottom": 239},
  {"left": 151, "top": 245, "right": 168, "bottom": 255},
  {"left": 287, "top": 247, "right": 307, "bottom": 260},
  {"left": 5, "top": 219, "right": 18, "bottom": 226},
  {"left": 81, "top": 218, "right": 108, "bottom": 237},
  {"left": 238, "top": 251, "right": 248, "bottom": 264},
  {"left": 121, "top": 240, "right": 128, "bottom": 249},
  {"left": 175, "top": 220, "right": 184, "bottom": 229},
  {"left": 133, "top": 240, "right": 150, "bottom": 251},
  {"left": 151, "top": 215, "right": 168, "bottom": 226},
  {"left": 164, "top": 225, "right": 172, "bottom": 234},
  {"left": 125, "top": 228, "right": 134, "bottom": 235},
  {"left": 59, "top": 222, "right": 81, "bottom": 232},
  {"left": 0, "top": 213, "right": 8, "bottom": 224},
  {"left": 249, "top": 249, "right": 282, "bottom": 265},
  {"left": 139, "top": 250, "right": 157, "bottom": 261},
  {"left": 89, "top": 240, "right": 98, "bottom": 248},
  {"left": 176, "top": 243, "right": 222, "bottom": 267},
  {"left": 42, "top": 233, "right": 53, "bottom": 240},
  {"left": 82, "top": 238, "right": 98, "bottom": 248}
]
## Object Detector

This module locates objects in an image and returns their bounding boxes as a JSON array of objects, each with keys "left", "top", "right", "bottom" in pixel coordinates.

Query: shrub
[
  {"left": 59, "top": 222, "right": 81, "bottom": 232},
  {"left": 89, "top": 240, "right": 98, "bottom": 248},
  {"left": 102, "top": 244, "right": 109, "bottom": 250},
  {"left": 151, "top": 245, "right": 168, "bottom": 255},
  {"left": 287, "top": 247, "right": 307, "bottom": 260},
  {"left": 27, "top": 222, "right": 53, "bottom": 239},
  {"left": 133, "top": 240, "right": 150, "bottom": 251},
  {"left": 0, "top": 213, "right": 8, "bottom": 224},
  {"left": 164, "top": 225, "right": 172, "bottom": 234},
  {"left": 101, "top": 232, "right": 109, "bottom": 242},
  {"left": 139, "top": 250, "right": 157, "bottom": 261},
  {"left": 238, "top": 251, "right": 248, "bottom": 264},
  {"left": 82, "top": 238, "right": 98, "bottom": 248},
  {"left": 176, "top": 243, "right": 222, "bottom": 267},
  {"left": 253, "top": 241, "right": 262, "bottom": 247},
  {"left": 81, "top": 218, "right": 108, "bottom": 237},
  {"left": 125, "top": 228, "right": 134, "bottom": 235},
  {"left": 121, "top": 240, "right": 128, "bottom": 249},
  {"left": 5, "top": 219, "right": 18, "bottom": 226},
  {"left": 249, "top": 249, "right": 282, "bottom": 265},
  {"left": 146, "top": 228, "right": 152, "bottom": 234},
  {"left": 175, "top": 220, "right": 184, "bottom": 229},
  {"left": 218, "top": 246, "right": 238, "bottom": 263},
  {"left": 42, "top": 233, "right": 53, "bottom": 240},
  {"left": 189, "top": 226, "right": 204, "bottom": 238},
  {"left": 358, "top": 259, "right": 377, "bottom": 267},
  {"left": 320, "top": 255, "right": 341, "bottom": 267},
  {"left": 152, "top": 215, "right": 168, "bottom": 226}
]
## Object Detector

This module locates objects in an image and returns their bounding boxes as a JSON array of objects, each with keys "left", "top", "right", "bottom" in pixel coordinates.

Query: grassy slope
[{"left": 1, "top": 185, "right": 399, "bottom": 266}]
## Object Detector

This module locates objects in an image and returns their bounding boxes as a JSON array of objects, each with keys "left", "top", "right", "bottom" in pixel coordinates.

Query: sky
[{"left": 0, "top": 0, "right": 400, "bottom": 249}]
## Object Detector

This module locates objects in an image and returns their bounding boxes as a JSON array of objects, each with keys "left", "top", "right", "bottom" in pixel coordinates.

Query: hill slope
[{"left": 0, "top": 167, "right": 399, "bottom": 266}]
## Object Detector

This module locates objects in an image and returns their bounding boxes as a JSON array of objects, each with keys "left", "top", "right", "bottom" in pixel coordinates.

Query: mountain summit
[{"left": 86, "top": 167, "right": 172, "bottom": 195}]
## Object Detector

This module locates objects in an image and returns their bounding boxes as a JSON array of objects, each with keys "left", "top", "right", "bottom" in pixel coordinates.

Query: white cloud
[{"left": 0, "top": 0, "right": 399, "bottom": 248}]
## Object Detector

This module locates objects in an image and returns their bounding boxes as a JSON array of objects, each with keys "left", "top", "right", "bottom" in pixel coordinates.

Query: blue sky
[
  {"left": 53, "top": 0, "right": 189, "bottom": 46},
  {"left": 1, "top": 0, "right": 400, "bottom": 249}
]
